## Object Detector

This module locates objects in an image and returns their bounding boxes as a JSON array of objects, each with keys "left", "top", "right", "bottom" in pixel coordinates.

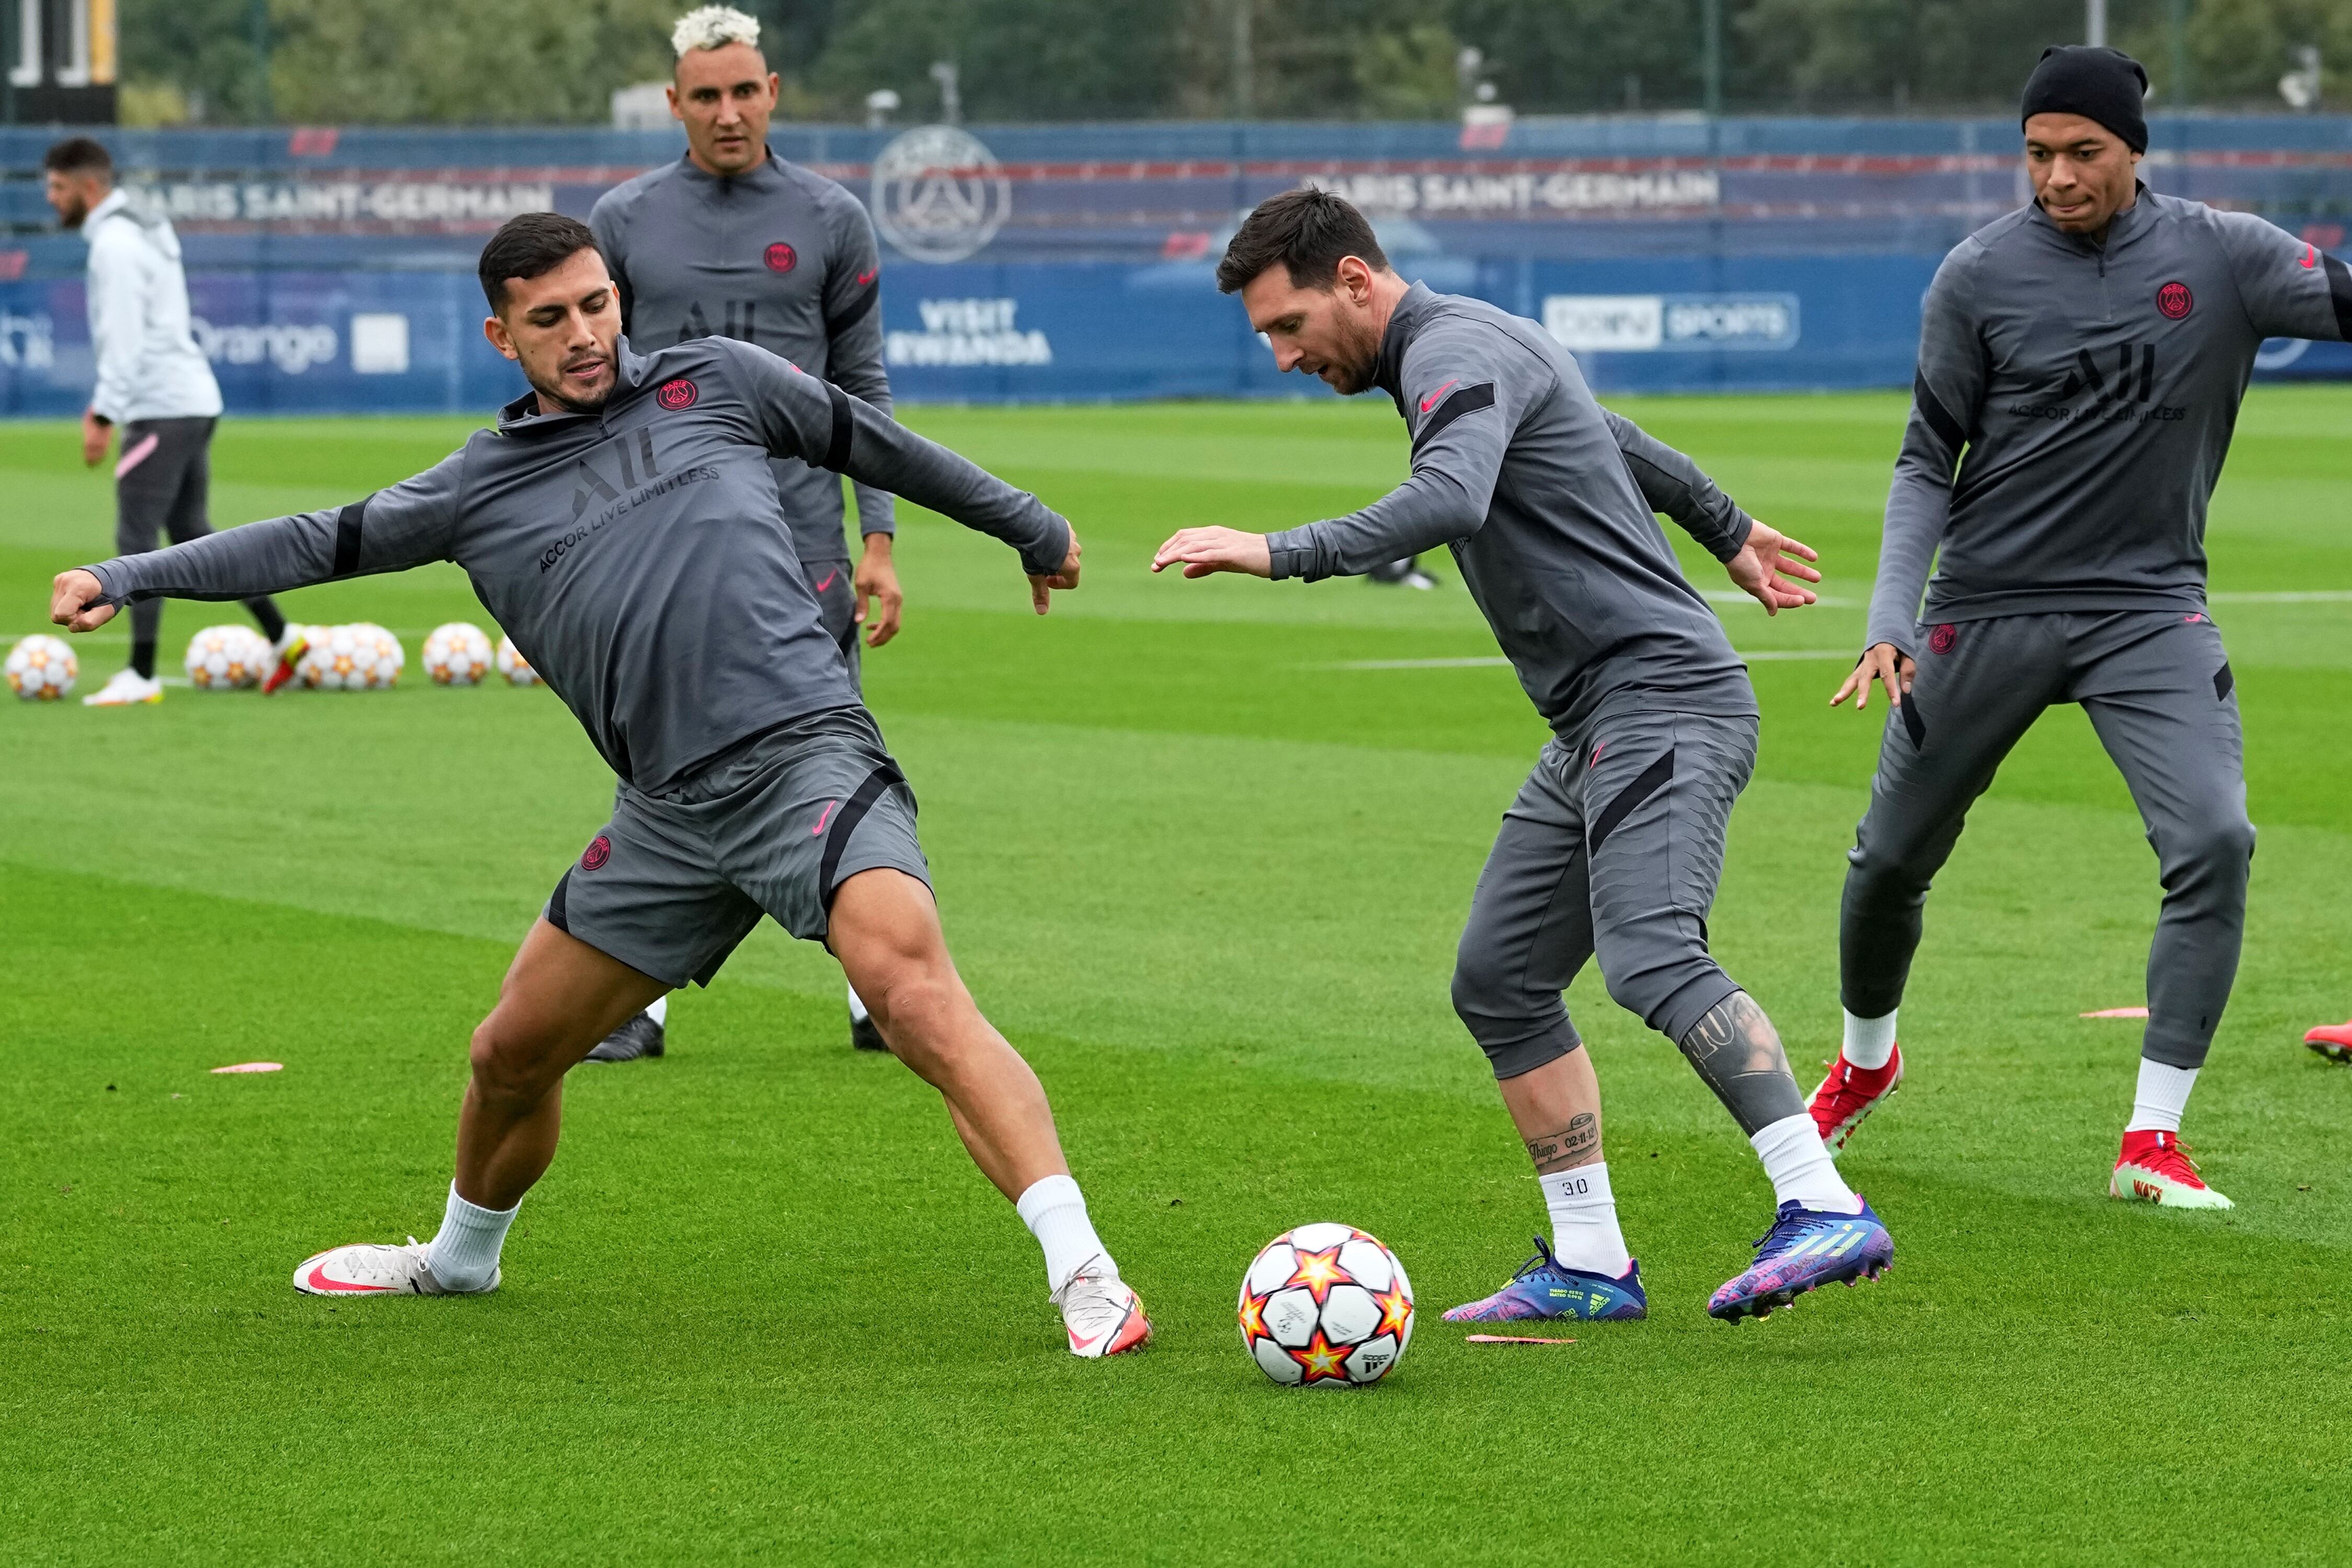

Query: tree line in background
[{"left": 116, "top": 0, "right": 2352, "bottom": 126}]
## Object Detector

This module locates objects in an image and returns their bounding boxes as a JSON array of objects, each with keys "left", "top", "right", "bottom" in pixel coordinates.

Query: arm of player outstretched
[
  {"left": 1866, "top": 251, "right": 1983, "bottom": 660},
  {"left": 2212, "top": 209, "right": 2352, "bottom": 344},
  {"left": 823, "top": 198, "right": 897, "bottom": 541},
  {"left": 1262, "top": 328, "right": 1518, "bottom": 582},
  {"left": 735, "top": 344, "right": 1069, "bottom": 578},
  {"left": 71, "top": 450, "right": 467, "bottom": 612},
  {"left": 1601, "top": 408, "right": 1755, "bottom": 562}
]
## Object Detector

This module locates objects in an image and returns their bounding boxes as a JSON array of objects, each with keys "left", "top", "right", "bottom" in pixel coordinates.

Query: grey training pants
[
  {"left": 1841, "top": 609, "right": 2251, "bottom": 1068},
  {"left": 1452, "top": 709, "right": 1758, "bottom": 1078},
  {"left": 113, "top": 416, "right": 281, "bottom": 652}
]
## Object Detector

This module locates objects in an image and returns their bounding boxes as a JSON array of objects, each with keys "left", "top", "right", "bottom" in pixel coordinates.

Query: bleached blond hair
[{"left": 672, "top": 5, "right": 760, "bottom": 57}]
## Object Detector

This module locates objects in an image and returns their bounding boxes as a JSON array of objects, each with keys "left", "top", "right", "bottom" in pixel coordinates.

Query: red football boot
[
  {"left": 2305, "top": 1020, "right": 2352, "bottom": 1064},
  {"left": 1807, "top": 1044, "right": 1904, "bottom": 1152},
  {"left": 2111, "top": 1129, "right": 2233, "bottom": 1210}
]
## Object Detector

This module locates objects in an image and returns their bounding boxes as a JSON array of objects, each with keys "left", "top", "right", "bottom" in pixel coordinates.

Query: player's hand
[
  {"left": 50, "top": 568, "right": 116, "bottom": 632},
  {"left": 1028, "top": 525, "right": 1081, "bottom": 615},
  {"left": 80, "top": 410, "right": 110, "bottom": 468},
  {"left": 854, "top": 534, "right": 903, "bottom": 648},
  {"left": 1831, "top": 642, "right": 1914, "bottom": 711},
  {"left": 1150, "top": 526, "right": 1272, "bottom": 580},
  {"left": 1725, "top": 521, "right": 1819, "bottom": 616}
]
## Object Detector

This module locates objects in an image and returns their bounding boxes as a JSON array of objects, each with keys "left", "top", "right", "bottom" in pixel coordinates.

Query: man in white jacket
[{"left": 43, "top": 138, "right": 293, "bottom": 706}]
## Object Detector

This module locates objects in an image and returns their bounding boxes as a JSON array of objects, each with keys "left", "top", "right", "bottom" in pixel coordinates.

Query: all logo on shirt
[
  {"left": 656, "top": 377, "right": 698, "bottom": 410},
  {"left": 2155, "top": 281, "right": 2194, "bottom": 320},
  {"left": 765, "top": 242, "right": 798, "bottom": 273}
]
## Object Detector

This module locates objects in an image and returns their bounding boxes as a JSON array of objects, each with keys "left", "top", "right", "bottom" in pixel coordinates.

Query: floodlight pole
[
  {"left": 2086, "top": 0, "right": 2107, "bottom": 48},
  {"left": 249, "top": 0, "right": 272, "bottom": 122},
  {"left": 2168, "top": 0, "right": 2191, "bottom": 106}
]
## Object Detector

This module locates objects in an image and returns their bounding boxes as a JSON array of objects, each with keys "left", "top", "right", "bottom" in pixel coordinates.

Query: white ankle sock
[
  {"left": 1842, "top": 1008, "right": 1898, "bottom": 1070},
  {"left": 424, "top": 1183, "right": 518, "bottom": 1290},
  {"left": 644, "top": 994, "right": 668, "bottom": 1027},
  {"left": 1015, "top": 1174, "right": 1111, "bottom": 1294},
  {"left": 1540, "top": 1162, "right": 1632, "bottom": 1277},
  {"left": 846, "top": 982, "right": 869, "bottom": 1023},
  {"left": 2126, "top": 1059, "right": 2199, "bottom": 1134},
  {"left": 1750, "top": 1113, "right": 1863, "bottom": 1214}
]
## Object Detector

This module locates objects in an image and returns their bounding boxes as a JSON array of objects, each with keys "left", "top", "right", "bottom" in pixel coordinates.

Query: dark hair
[
  {"left": 478, "top": 211, "right": 603, "bottom": 311},
  {"left": 42, "top": 137, "right": 112, "bottom": 178},
  {"left": 1215, "top": 188, "right": 1390, "bottom": 295}
]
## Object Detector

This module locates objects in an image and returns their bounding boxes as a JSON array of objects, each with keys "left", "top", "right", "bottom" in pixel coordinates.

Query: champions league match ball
[
  {"left": 6, "top": 633, "right": 76, "bottom": 701},
  {"left": 183, "top": 624, "right": 272, "bottom": 689},
  {"left": 495, "top": 633, "right": 539, "bottom": 686},
  {"left": 299, "top": 624, "right": 404, "bottom": 690},
  {"left": 422, "top": 621, "right": 494, "bottom": 686},
  {"left": 1238, "top": 1223, "right": 1414, "bottom": 1387}
]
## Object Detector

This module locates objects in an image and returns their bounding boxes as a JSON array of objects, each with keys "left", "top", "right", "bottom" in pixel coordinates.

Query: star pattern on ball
[
  {"left": 1238, "top": 1292, "right": 1267, "bottom": 1342},
  {"left": 1373, "top": 1281, "right": 1412, "bottom": 1338},
  {"left": 1286, "top": 1245, "right": 1348, "bottom": 1305},
  {"left": 1288, "top": 1330, "right": 1352, "bottom": 1383}
]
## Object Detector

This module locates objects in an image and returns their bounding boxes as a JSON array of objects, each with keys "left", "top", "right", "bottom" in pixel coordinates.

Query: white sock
[
  {"left": 2126, "top": 1059, "right": 2199, "bottom": 1134},
  {"left": 1016, "top": 1173, "right": 1112, "bottom": 1294},
  {"left": 1539, "top": 1162, "right": 1632, "bottom": 1277},
  {"left": 846, "top": 982, "right": 869, "bottom": 1023},
  {"left": 424, "top": 1183, "right": 518, "bottom": 1290},
  {"left": 644, "top": 993, "right": 668, "bottom": 1027},
  {"left": 1842, "top": 1008, "right": 1898, "bottom": 1070},
  {"left": 1750, "top": 1113, "right": 1863, "bottom": 1214}
]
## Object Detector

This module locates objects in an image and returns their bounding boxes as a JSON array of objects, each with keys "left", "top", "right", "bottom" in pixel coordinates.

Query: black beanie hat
[{"left": 2021, "top": 45, "right": 2149, "bottom": 153}]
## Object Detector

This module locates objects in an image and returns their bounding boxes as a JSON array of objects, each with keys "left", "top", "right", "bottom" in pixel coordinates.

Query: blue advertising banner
[{"left": 2, "top": 114, "right": 2347, "bottom": 414}]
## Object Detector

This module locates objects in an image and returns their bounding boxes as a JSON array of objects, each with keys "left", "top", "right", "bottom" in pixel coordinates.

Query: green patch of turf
[{"left": 5, "top": 391, "right": 2352, "bottom": 1563}]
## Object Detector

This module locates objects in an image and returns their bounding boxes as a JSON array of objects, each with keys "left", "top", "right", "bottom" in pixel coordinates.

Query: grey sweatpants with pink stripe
[{"left": 114, "top": 416, "right": 282, "bottom": 663}]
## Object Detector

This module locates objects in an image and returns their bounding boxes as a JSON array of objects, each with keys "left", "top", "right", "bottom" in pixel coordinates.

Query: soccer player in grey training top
[
  {"left": 1816, "top": 47, "right": 2352, "bottom": 1207},
  {"left": 42, "top": 137, "right": 296, "bottom": 706},
  {"left": 47, "top": 212, "right": 1154, "bottom": 1359},
  {"left": 1156, "top": 189, "right": 1895, "bottom": 1323},
  {"left": 584, "top": 5, "right": 901, "bottom": 1060}
]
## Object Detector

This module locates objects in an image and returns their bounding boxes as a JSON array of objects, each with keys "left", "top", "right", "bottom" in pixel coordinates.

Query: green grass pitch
[{"left": 5, "top": 389, "right": 2351, "bottom": 1563}]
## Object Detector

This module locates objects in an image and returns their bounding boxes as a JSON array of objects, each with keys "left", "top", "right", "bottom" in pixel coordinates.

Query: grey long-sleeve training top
[
  {"left": 1870, "top": 186, "right": 2352, "bottom": 655},
  {"left": 82, "top": 337, "right": 1069, "bottom": 792},
  {"left": 591, "top": 153, "right": 894, "bottom": 567},
  {"left": 1267, "top": 281, "right": 1757, "bottom": 737}
]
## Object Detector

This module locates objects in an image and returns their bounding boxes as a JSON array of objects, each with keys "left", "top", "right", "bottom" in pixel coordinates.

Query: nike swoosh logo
[
  {"left": 813, "top": 570, "right": 837, "bottom": 592},
  {"left": 812, "top": 799, "right": 838, "bottom": 836},
  {"left": 1419, "top": 378, "right": 1459, "bottom": 413},
  {"left": 856, "top": 268, "right": 879, "bottom": 285},
  {"left": 2303, "top": 245, "right": 2319, "bottom": 268},
  {"left": 305, "top": 1262, "right": 394, "bottom": 1293}
]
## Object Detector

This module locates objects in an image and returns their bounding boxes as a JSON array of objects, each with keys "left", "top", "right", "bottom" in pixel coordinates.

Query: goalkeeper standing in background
[
  {"left": 41, "top": 137, "right": 298, "bottom": 707},
  {"left": 582, "top": 5, "right": 903, "bottom": 1061}
]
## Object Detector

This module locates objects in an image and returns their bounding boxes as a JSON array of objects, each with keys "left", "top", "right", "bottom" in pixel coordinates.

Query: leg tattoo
[
  {"left": 1676, "top": 991, "right": 1807, "bottom": 1136},
  {"left": 1524, "top": 1110, "right": 1599, "bottom": 1174}
]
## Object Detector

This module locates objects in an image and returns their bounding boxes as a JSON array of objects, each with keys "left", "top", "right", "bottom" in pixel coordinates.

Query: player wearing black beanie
[{"left": 2019, "top": 44, "right": 2149, "bottom": 153}]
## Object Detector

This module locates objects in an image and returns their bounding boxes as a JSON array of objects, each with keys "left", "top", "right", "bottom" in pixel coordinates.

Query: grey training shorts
[{"left": 544, "top": 706, "right": 927, "bottom": 986}]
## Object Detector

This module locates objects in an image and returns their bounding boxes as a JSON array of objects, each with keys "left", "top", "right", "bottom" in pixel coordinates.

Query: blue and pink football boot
[
  {"left": 1442, "top": 1237, "right": 1648, "bottom": 1323},
  {"left": 1707, "top": 1198, "right": 1893, "bottom": 1321}
]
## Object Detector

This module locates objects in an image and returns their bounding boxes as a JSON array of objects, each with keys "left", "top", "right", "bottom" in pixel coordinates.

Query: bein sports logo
[
  {"left": 192, "top": 317, "right": 338, "bottom": 374},
  {"left": 1542, "top": 293, "right": 1800, "bottom": 353}
]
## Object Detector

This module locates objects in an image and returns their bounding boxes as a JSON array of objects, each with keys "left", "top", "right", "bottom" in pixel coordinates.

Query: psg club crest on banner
[
  {"left": 764, "top": 242, "right": 797, "bottom": 273},
  {"left": 871, "top": 125, "right": 1011, "bottom": 264},
  {"left": 582, "top": 835, "right": 612, "bottom": 871},
  {"left": 2157, "top": 282, "right": 2193, "bottom": 320},
  {"left": 656, "top": 377, "right": 698, "bottom": 410},
  {"left": 1929, "top": 624, "right": 1958, "bottom": 655}
]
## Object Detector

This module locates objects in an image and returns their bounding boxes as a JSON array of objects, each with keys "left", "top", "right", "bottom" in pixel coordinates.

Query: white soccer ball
[
  {"left": 1238, "top": 1223, "right": 1414, "bottom": 1387},
  {"left": 422, "top": 621, "right": 494, "bottom": 686},
  {"left": 350, "top": 622, "right": 405, "bottom": 687},
  {"left": 299, "top": 623, "right": 398, "bottom": 690},
  {"left": 495, "top": 633, "right": 539, "bottom": 686},
  {"left": 6, "top": 633, "right": 77, "bottom": 701},
  {"left": 183, "top": 624, "right": 272, "bottom": 689}
]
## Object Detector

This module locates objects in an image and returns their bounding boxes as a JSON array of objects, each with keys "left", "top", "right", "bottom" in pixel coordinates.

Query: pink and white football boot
[
  {"left": 2110, "top": 1130, "right": 2233, "bottom": 1210},
  {"left": 1052, "top": 1259, "right": 1150, "bottom": 1358},
  {"left": 292, "top": 1238, "right": 498, "bottom": 1296}
]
